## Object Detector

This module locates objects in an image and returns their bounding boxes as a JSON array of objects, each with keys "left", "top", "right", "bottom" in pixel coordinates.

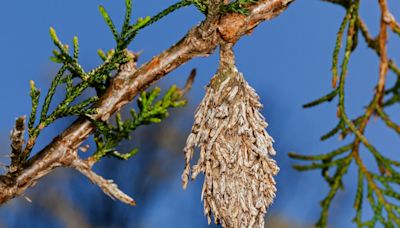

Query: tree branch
[{"left": 0, "top": 0, "right": 294, "bottom": 205}]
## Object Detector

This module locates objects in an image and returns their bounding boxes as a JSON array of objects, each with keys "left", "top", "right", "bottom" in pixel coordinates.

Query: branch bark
[{"left": 0, "top": 0, "right": 294, "bottom": 205}]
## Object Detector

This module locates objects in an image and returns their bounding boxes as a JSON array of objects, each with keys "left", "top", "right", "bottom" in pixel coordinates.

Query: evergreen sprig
[
  {"left": 18, "top": 0, "right": 194, "bottom": 166},
  {"left": 187, "top": 0, "right": 261, "bottom": 16},
  {"left": 91, "top": 85, "right": 187, "bottom": 162},
  {"left": 290, "top": 0, "right": 400, "bottom": 227},
  {"left": 223, "top": 0, "right": 258, "bottom": 15}
]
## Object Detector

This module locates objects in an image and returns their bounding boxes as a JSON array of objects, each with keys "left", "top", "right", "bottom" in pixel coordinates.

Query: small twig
[
  {"left": 181, "top": 69, "right": 196, "bottom": 95},
  {"left": 376, "top": 106, "right": 400, "bottom": 134},
  {"left": 377, "top": 0, "right": 389, "bottom": 105},
  {"left": 70, "top": 158, "right": 136, "bottom": 205}
]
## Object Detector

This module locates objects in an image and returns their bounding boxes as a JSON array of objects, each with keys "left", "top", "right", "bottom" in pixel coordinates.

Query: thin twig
[{"left": 70, "top": 158, "right": 136, "bottom": 205}]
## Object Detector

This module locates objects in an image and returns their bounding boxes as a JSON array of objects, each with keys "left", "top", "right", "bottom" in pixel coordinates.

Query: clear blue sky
[{"left": 0, "top": 1, "right": 399, "bottom": 227}]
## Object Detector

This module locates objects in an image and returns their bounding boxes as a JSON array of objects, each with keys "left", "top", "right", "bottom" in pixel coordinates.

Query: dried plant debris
[{"left": 182, "top": 61, "right": 278, "bottom": 227}]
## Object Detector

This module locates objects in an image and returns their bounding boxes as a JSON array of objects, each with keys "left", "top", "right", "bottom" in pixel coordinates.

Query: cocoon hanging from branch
[{"left": 182, "top": 43, "right": 279, "bottom": 228}]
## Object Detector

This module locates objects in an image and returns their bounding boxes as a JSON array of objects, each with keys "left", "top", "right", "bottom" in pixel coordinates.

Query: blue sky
[{"left": 0, "top": 0, "right": 399, "bottom": 227}]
